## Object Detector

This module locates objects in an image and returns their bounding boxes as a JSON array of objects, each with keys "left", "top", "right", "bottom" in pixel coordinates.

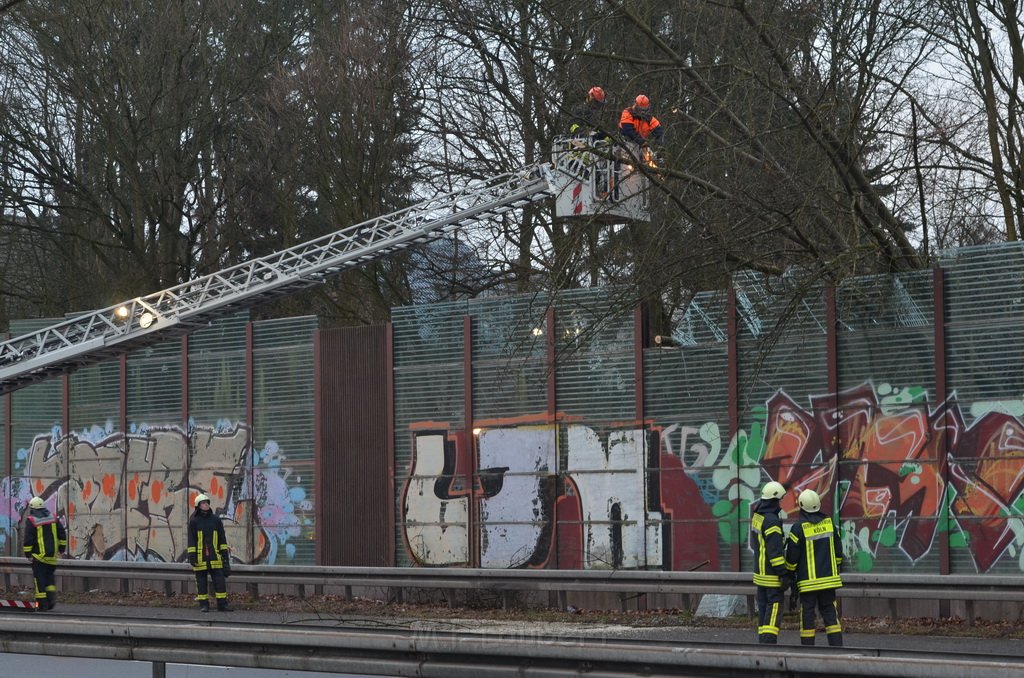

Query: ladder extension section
[{"left": 0, "top": 164, "right": 555, "bottom": 394}]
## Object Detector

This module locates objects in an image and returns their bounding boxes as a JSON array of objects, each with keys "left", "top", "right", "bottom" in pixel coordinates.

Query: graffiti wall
[
  {"left": 0, "top": 422, "right": 311, "bottom": 565},
  {"left": 397, "top": 382, "right": 1024, "bottom": 574},
  {"left": 400, "top": 422, "right": 720, "bottom": 571},
  {"left": 766, "top": 383, "right": 1024, "bottom": 574},
  {"left": 0, "top": 313, "right": 316, "bottom": 565}
]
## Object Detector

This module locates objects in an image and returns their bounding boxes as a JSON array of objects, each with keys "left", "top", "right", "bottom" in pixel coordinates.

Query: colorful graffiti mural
[
  {"left": 401, "top": 423, "right": 718, "bottom": 571},
  {"left": 399, "top": 383, "right": 1024, "bottom": 574},
  {"left": 1, "top": 422, "right": 310, "bottom": 564},
  {"left": 762, "top": 383, "right": 1024, "bottom": 573}
]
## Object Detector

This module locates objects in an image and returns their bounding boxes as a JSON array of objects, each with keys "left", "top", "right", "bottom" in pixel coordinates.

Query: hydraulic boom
[{"left": 0, "top": 164, "right": 556, "bottom": 394}]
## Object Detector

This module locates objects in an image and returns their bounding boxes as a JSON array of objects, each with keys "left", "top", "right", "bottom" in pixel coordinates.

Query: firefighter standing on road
[
  {"left": 751, "top": 481, "right": 787, "bottom": 644},
  {"left": 619, "top": 94, "right": 664, "bottom": 148},
  {"left": 188, "top": 493, "right": 233, "bottom": 612},
  {"left": 22, "top": 496, "right": 67, "bottom": 611},
  {"left": 785, "top": 489, "right": 844, "bottom": 646}
]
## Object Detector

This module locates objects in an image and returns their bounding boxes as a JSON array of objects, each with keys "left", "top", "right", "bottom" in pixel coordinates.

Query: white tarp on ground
[{"left": 696, "top": 593, "right": 748, "bottom": 617}]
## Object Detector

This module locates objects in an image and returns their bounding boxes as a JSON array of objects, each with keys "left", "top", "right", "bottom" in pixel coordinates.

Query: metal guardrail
[
  {"left": 1, "top": 557, "right": 1022, "bottom": 622},
  {"left": 0, "top": 616, "right": 1022, "bottom": 678}
]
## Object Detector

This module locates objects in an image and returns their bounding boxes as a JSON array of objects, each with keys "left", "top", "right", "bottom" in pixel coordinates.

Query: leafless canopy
[{"left": 0, "top": 0, "right": 1019, "bottom": 334}]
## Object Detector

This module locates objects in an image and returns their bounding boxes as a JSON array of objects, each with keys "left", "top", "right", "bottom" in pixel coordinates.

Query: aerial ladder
[{"left": 0, "top": 142, "right": 651, "bottom": 395}]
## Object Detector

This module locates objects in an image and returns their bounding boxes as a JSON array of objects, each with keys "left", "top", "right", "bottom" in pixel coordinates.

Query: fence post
[
  {"left": 727, "top": 288, "right": 740, "bottom": 572},
  {"left": 934, "top": 267, "right": 952, "bottom": 620}
]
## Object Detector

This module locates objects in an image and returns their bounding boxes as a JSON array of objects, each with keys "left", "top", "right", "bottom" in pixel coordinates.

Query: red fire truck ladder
[{"left": 0, "top": 164, "right": 557, "bottom": 395}]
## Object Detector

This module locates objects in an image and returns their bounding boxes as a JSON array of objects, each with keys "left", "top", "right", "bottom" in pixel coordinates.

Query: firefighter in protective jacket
[
  {"left": 187, "top": 493, "right": 233, "bottom": 612},
  {"left": 619, "top": 94, "right": 664, "bottom": 147},
  {"left": 568, "top": 86, "right": 609, "bottom": 138},
  {"left": 751, "top": 481, "right": 787, "bottom": 643},
  {"left": 785, "top": 489, "right": 844, "bottom": 646},
  {"left": 22, "top": 496, "right": 67, "bottom": 611}
]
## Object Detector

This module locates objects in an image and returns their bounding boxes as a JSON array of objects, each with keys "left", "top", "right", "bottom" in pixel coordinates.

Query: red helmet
[
  {"left": 588, "top": 86, "right": 606, "bottom": 105},
  {"left": 634, "top": 94, "right": 651, "bottom": 109}
]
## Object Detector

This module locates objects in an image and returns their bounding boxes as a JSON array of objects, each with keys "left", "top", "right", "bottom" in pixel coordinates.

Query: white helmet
[
  {"left": 798, "top": 489, "right": 821, "bottom": 513},
  {"left": 28, "top": 497, "right": 45, "bottom": 510},
  {"left": 194, "top": 493, "right": 211, "bottom": 508},
  {"left": 761, "top": 481, "right": 785, "bottom": 500}
]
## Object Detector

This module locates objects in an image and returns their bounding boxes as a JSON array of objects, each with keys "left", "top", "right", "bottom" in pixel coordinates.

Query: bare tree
[
  {"left": 0, "top": 0, "right": 423, "bottom": 329},
  {"left": 924, "top": 0, "right": 1024, "bottom": 243},
  {"left": 3, "top": 0, "right": 1021, "bottom": 337},
  {"left": 0, "top": 0, "right": 300, "bottom": 313},
  {"left": 226, "top": 0, "right": 425, "bottom": 325}
]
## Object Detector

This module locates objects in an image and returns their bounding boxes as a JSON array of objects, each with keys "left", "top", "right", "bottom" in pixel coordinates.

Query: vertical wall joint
[{"left": 727, "top": 288, "right": 740, "bottom": 572}]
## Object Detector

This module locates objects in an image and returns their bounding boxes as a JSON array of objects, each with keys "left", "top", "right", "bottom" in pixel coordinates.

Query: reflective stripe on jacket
[
  {"left": 188, "top": 509, "right": 230, "bottom": 571},
  {"left": 23, "top": 510, "right": 67, "bottom": 565},
  {"left": 785, "top": 511, "right": 844, "bottom": 592},
  {"left": 751, "top": 499, "right": 786, "bottom": 587}
]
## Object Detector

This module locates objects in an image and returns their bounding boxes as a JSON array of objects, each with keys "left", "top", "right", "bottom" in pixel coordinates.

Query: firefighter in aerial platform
[
  {"left": 785, "top": 489, "right": 844, "bottom": 646},
  {"left": 188, "top": 493, "right": 233, "bottom": 612},
  {"left": 22, "top": 496, "right": 67, "bottom": 611},
  {"left": 565, "top": 86, "right": 613, "bottom": 188},
  {"left": 612, "top": 93, "right": 666, "bottom": 200},
  {"left": 751, "top": 481, "right": 788, "bottom": 643},
  {"left": 568, "top": 86, "right": 610, "bottom": 139},
  {"left": 619, "top": 94, "right": 665, "bottom": 153}
]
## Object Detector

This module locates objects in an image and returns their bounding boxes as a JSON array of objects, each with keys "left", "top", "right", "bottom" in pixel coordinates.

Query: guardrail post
[
  {"left": 344, "top": 585, "right": 352, "bottom": 602},
  {"left": 965, "top": 600, "right": 975, "bottom": 626},
  {"left": 152, "top": 661, "right": 166, "bottom": 678},
  {"left": 557, "top": 590, "right": 567, "bottom": 611},
  {"left": 889, "top": 598, "right": 898, "bottom": 622}
]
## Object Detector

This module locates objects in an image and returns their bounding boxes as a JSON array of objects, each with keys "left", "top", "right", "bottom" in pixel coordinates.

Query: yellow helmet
[
  {"left": 798, "top": 489, "right": 821, "bottom": 513},
  {"left": 194, "top": 493, "right": 211, "bottom": 508},
  {"left": 28, "top": 497, "right": 45, "bottom": 510},
  {"left": 760, "top": 481, "right": 785, "bottom": 500}
]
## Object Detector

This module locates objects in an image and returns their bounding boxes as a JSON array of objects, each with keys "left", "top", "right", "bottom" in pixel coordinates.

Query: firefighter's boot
[
  {"left": 827, "top": 632, "right": 843, "bottom": 647},
  {"left": 45, "top": 587, "right": 57, "bottom": 611},
  {"left": 198, "top": 599, "right": 210, "bottom": 613},
  {"left": 217, "top": 599, "right": 233, "bottom": 612}
]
